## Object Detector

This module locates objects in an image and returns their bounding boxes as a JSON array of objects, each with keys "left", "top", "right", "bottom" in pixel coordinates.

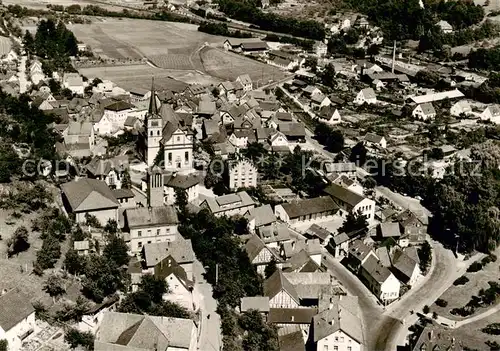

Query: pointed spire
[{"left": 148, "top": 76, "right": 158, "bottom": 115}]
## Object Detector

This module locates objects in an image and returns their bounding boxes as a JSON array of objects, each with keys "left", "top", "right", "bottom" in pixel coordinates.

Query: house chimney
[{"left": 291, "top": 316, "right": 295, "bottom": 322}]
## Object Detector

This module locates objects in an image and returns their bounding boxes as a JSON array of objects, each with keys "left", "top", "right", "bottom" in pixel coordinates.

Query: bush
[
  {"left": 423, "top": 305, "right": 430, "bottom": 314},
  {"left": 482, "top": 254, "right": 497, "bottom": 266},
  {"left": 435, "top": 298, "right": 448, "bottom": 307},
  {"left": 453, "top": 275, "right": 469, "bottom": 285},
  {"left": 467, "top": 261, "right": 484, "bottom": 273}
]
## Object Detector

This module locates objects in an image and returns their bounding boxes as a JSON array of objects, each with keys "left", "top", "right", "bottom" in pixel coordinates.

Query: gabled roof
[
  {"left": 0, "top": 288, "right": 35, "bottom": 332},
  {"left": 61, "top": 178, "right": 119, "bottom": 212},
  {"left": 410, "top": 89, "right": 464, "bottom": 104},
  {"left": 391, "top": 250, "right": 419, "bottom": 283},
  {"left": 312, "top": 296, "right": 363, "bottom": 343},
  {"left": 362, "top": 255, "right": 393, "bottom": 283},
  {"left": 306, "top": 224, "right": 332, "bottom": 241},
  {"left": 237, "top": 74, "right": 252, "bottom": 86},
  {"left": 245, "top": 234, "right": 273, "bottom": 262},
  {"left": 277, "top": 122, "right": 305, "bottom": 137},
  {"left": 164, "top": 172, "right": 203, "bottom": 189},
  {"left": 275, "top": 112, "right": 292, "bottom": 121},
  {"left": 104, "top": 100, "right": 132, "bottom": 112},
  {"left": 142, "top": 238, "right": 195, "bottom": 267},
  {"left": 67, "top": 121, "right": 93, "bottom": 136},
  {"left": 278, "top": 330, "right": 305, "bottom": 351},
  {"left": 359, "top": 87, "right": 376, "bottom": 99},
  {"left": 125, "top": 206, "right": 178, "bottom": 229},
  {"left": 417, "top": 102, "right": 436, "bottom": 115},
  {"left": 364, "top": 132, "right": 385, "bottom": 144},
  {"left": 348, "top": 239, "right": 374, "bottom": 262},
  {"left": 268, "top": 308, "right": 317, "bottom": 324},
  {"left": 283, "top": 249, "right": 320, "bottom": 273},
  {"left": 86, "top": 155, "right": 129, "bottom": 177},
  {"left": 379, "top": 222, "right": 401, "bottom": 238},
  {"left": 95, "top": 312, "right": 196, "bottom": 350},
  {"left": 324, "top": 183, "right": 365, "bottom": 207},
  {"left": 245, "top": 204, "right": 276, "bottom": 228},
  {"left": 154, "top": 256, "right": 193, "bottom": 290},
  {"left": 264, "top": 269, "right": 299, "bottom": 304},
  {"left": 280, "top": 196, "right": 339, "bottom": 219}
]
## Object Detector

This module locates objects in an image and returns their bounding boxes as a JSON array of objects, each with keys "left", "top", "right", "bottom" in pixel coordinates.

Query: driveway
[{"left": 193, "top": 261, "right": 221, "bottom": 351}]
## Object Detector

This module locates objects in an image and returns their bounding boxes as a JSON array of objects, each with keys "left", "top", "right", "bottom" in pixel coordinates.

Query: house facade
[
  {"left": 228, "top": 158, "right": 258, "bottom": 191},
  {"left": 0, "top": 289, "right": 36, "bottom": 351}
]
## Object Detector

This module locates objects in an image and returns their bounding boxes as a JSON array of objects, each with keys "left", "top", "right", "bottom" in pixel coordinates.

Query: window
[
  {"left": 157, "top": 130, "right": 160, "bottom": 136},
  {"left": 166, "top": 228, "right": 170, "bottom": 233},
  {"left": 150, "top": 131, "right": 153, "bottom": 136},
  {"left": 348, "top": 347, "right": 352, "bottom": 351},
  {"left": 157, "top": 229, "right": 160, "bottom": 235},
  {"left": 168, "top": 153, "right": 172, "bottom": 164},
  {"left": 147, "top": 241, "right": 151, "bottom": 244},
  {"left": 138, "top": 231, "right": 142, "bottom": 237},
  {"left": 147, "top": 230, "right": 152, "bottom": 235},
  {"left": 340, "top": 337, "right": 344, "bottom": 342},
  {"left": 323, "top": 346, "right": 328, "bottom": 351},
  {"left": 177, "top": 136, "right": 180, "bottom": 142},
  {"left": 138, "top": 241, "right": 142, "bottom": 248},
  {"left": 333, "top": 347, "right": 338, "bottom": 351},
  {"left": 185, "top": 151, "right": 189, "bottom": 164}
]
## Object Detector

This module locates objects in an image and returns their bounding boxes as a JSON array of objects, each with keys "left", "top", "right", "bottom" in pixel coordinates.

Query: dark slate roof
[
  {"left": 164, "top": 172, "right": 203, "bottom": 189},
  {"left": 268, "top": 308, "right": 317, "bottom": 324},
  {"left": 125, "top": 206, "right": 179, "bottom": 229},
  {"left": 264, "top": 270, "right": 299, "bottom": 304},
  {"left": 279, "top": 331, "right": 306, "bottom": 351},
  {"left": 0, "top": 288, "right": 35, "bottom": 332},
  {"left": 324, "top": 183, "right": 365, "bottom": 207},
  {"left": 104, "top": 100, "right": 133, "bottom": 111},
  {"left": 61, "top": 178, "right": 119, "bottom": 212},
  {"left": 280, "top": 197, "right": 338, "bottom": 219},
  {"left": 278, "top": 122, "right": 306, "bottom": 137},
  {"left": 112, "top": 188, "right": 135, "bottom": 199}
]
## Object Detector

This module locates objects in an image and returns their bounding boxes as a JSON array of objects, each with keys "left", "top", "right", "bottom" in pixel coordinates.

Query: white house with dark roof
[
  {"left": 391, "top": 249, "right": 420, "bottom": 287},
  {"left": 0, "top": 288, "right": 36, "bottom": 351},
  {"left": 360, "top": 255, "right": 400, "bottom": 303},
  {"left": 310, "top": 296, "right": 364, "bottom": 351},
  {"left": 412, "top": 102, "right": 436, "bottom": 120},
  {"left": 102, "top": 100, "right": 134, "bottom": 132},
  {"left": 481, "top": 105, "right": 500, "bottom": 123},
  {"left": 63, "top": 73, "right": 84, "bottom": 95},
  {"left": 274, "top": 196, "right": 339, "bottom": 226},
  {"left": 142, "top": 238, "right": 195, "bottom": 280},
  {"left": 86, "top": 155, "right": 129, "bottom": 189},
  {"left": 64, "top": 121, "right": 95, "bottom": 147},
  {"left": 163, "top": 172, "right": 203, "bottom": 206},
  {"left": 94, "top": 312, "right": 197, "bottom": 351},
  {"left": 264, "top": 269, "right": 300, "bottom": 308},
  {"left": 61, "top": 178, "right": 119, "bottom": 225},
  {"left": 200, "top": 191, "right": 256, "bottom": 217},
  {"left": 364, "top": 132, "right": 387, "bottom": 149},
  {"left": 245, "top": 234, "right": 283, "bottom": 275},
  {"left": 354, "top": 88, "right": 377, "bottom": 105},
  {"left": 317, "top": 106, "right": 341, "bottom": 125},
  {"left": 236, "top": 74, "right": 253, "bottom": 92},
  {"left": 324, "top": 183, "right": 375, "bottom": 221},
  {"left": 437, "top": 20, "right": 453, "bottom": 33},
  {"left": 124, "top": 206, "right": 179, "bottom": 253}
]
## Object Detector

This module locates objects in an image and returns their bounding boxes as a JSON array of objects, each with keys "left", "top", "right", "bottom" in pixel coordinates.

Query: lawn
[
  {"left": 431, "top": 247, "right": 500, "bottom": 321},
  {"left": 450, "top": 311, "right": 500, "bottom": 351}
]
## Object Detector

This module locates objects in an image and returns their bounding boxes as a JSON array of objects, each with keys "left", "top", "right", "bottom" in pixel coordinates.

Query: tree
[
  {"left": 367, "top": 44, "right": 380, "bottom": 57},
  {"left": 349, "top": 142, "right": 367, "bottom": 166},
  {"left": 23, "top": 30, "right": 34, "bottom": 54},
  {"left": 103, "top": 219, "right": 119, "bottom": 236},
  {"left": 121, "top": 169, "right": 131, "bottom": 189},
  {"left": 43, "top": 274, "right": 66, "bottom": 301},
  {"left": 150, "top": 300, "right": 191, "bottom": 319},
  {"left": 139, "top": 274, "right": 168, "bottom": 304},
  {"left": 304, "top": 56, "right": 318, "bottom": 73},
  {"left": 36, "top": 235, "right": 61, "bottom": 270},
  {"left": 264, "top": 257, "right": 277, "bottom": 279},
  {"left": 0, "top": 340, "right": 7, "bottom": 351},
  {"left": 418, "top": 241, "right": 432, "bottom": 273},
  {"left": 48, "top": 78, "right": 61, "bottom": 95},
  {"left": 7, "top": 226, "right": 30, "bottom": 257},
  {"left": 363, "top": 177, "right": 377, "bottom": 189},
  {"left": 64, "top": 249, "right": 85, "bottom": 275},
  {"left": 64, "top": 328, "right": 94, "bottom": 350},
  {"left": 174, "top": 187, "right": 188, "bottom": 213},
  {"left": 103, "top": 234, "right": 129, "bottom": 267},
  {"left": 82, "top": 254, "right": 123, "bottom": 302},
  {"left": 423, "top": 305, "right": 430, "bottom": 314},
  {"left": 338, "top": 211, "right": 369, "bottom": 238}
]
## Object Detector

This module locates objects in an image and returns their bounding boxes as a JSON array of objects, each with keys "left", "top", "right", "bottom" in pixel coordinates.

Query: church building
[{"left": 139, "top": 79, "right": 194, "bottom": 174}]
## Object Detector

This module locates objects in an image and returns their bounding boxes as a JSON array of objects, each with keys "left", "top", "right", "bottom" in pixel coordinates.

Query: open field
[
  {"left": 69, "top": 18, "right": 219, "bottom": 68},
  {"left": 431, "top": 246, "right": 500, "bottom": 321},
  {"left": 450, "top": 311, "right": 500, "bottom": 351},
  {"left": 79, "top": 64, "right": 219, "bottom": 91},
  {"left": 200, "top": 46, "right": 287, "bottom": 83}
]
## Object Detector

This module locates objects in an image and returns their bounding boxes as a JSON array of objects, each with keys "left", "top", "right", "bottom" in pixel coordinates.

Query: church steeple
[{"left": 148, "top": 77, "right": 159, "bottom": 116}]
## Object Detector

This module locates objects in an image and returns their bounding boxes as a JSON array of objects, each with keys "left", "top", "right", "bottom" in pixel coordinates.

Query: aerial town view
[{"left": 0, "top": 0, "right": 499, "bottom": 350}]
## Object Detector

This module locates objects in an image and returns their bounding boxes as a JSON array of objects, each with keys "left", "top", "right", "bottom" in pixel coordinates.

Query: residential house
[
  {"left": 333, "top": 175, "right": 364, "bottom": 196},
  {"left": 324, "top": 183, "right": 375, "bottom": 221},
  {"left": 236, "top": 74, "right": 253, "bottom": 92},
  {"left": 364, "top": 132, "right": 387, "bottom": 149},
  {"left": 282, "top": 249, "right": 321, "bottom": 273},
  {"left": 274, "top": 196, "right": 339, "bottom": 225},
  {"left": 200, "top": 191, "right": 256, "bottom": 217},
  {"left": 264, "top": 270, "right": 300, "bottom": 308},
  {"left": 302, "top": 85, "right": 322, "bottom": 99},
  {"left": 377, "top": 222, "right": 401, "bottom": 241},
  {"left": 102, "top": 100, "right": 134, "bottom": 133},
  {"left": 324, "top": 162, "right": 357, "bottom": 179},
  {"left": 328, "top": 232, "right": 350, "bottom": 258},
  {"left": 354, "top": 88, "right": 377, "bottom": 105},
  {"left": 63, "top": 73, "right": 84, "bottom": 95},
  {"left": 163, "top": 172, "right": 202, "bottom": 206},
  {"left": 391, "top": 249, "right": 420, "bottom": 287},
  {"left": 30, "top": 60, "right": 45, "bottom": 85},
  {"left": 0, "top": 288, "right": 36, "bottom": 351},
  {"left": 227, "top": 158, "right": 258, "bottom": 190},
  {"left": 229, "top": 129, "right": 256, "bottom": 149},
  {"left": 450, "top": 100, "right": 472, "bottom": 117},
  {"left": 142, "top": 238, "right": 196, "bottom": 280},
  {"left": 304, "top": 224, "right": 332, "bottom": 245},
  {"left": 396, "top": 209, "right": 428, "bottom": 246},
  {"left": 347, "top": 240, "right": 378, "bottom": 272},
  {"left": 317, "top": 106, "right": 341, "bottom": 125},
  {"left": 278, "top": 122, "right": 306, "bottom": 142},
  {"left": 197, "top": 99, "right": 216, "bottom": 118},
  {"left": 360, "top": 255, "right": 401, "bottom": 304},
  {"left": 245, "top": 234, "right": 283, "bottom": 275},
  {"left": 123, "top": 206, "right": 179, "bottom": 253},
  {"left": 94, "top": 312, "right": 197, "bottom": 351},
  {"left": 310, "top": 93, "right": 331, "bottom": 108},
  {"left": 411, "top": 326, "right": 464, "bottom": 351},
  {"left": 61, "top": 178, "right": 119, "bottom": 225},
  {"left": 85, "top": 155, "right": 129, "bottom": 189},
  {"left": 64, "top": 121, "right": 95, "bottom": 147},
  {"left": 481, "top": 105, "right": 500, "bottom": 123},
  {"left": 74, "top": 240, "right": 91, "bottom": 256},
  {"left": 245, "top": 204, "right": 277, "bottom": 233},
  {"left": 154, "top": 255, "right": 195, "bottom": 310},
  {"left": 409, "top": 89, "right": 464, "bottom": 104},
  {"left": 269, "top": 131, "right": 289, "bottom": 148},
  {"left": 412, "top": 103, "right": 436, "bottom": 121},
  {"left": 437, "top": 20, "right": 453, "bottom": 33},
  {"left": 310, "top": 296, "right": 364, "bottom": 351},
  {"left": 314, "top": 42, "right": 328, "bottom": 56},
  {"left": 259, "top": 222, "right": 293, "bottom": 249}
]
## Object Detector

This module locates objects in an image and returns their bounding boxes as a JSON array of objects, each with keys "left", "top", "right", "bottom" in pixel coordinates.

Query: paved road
[{"left": 193, "top": 261, "right": 221, "bottom": 351}]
